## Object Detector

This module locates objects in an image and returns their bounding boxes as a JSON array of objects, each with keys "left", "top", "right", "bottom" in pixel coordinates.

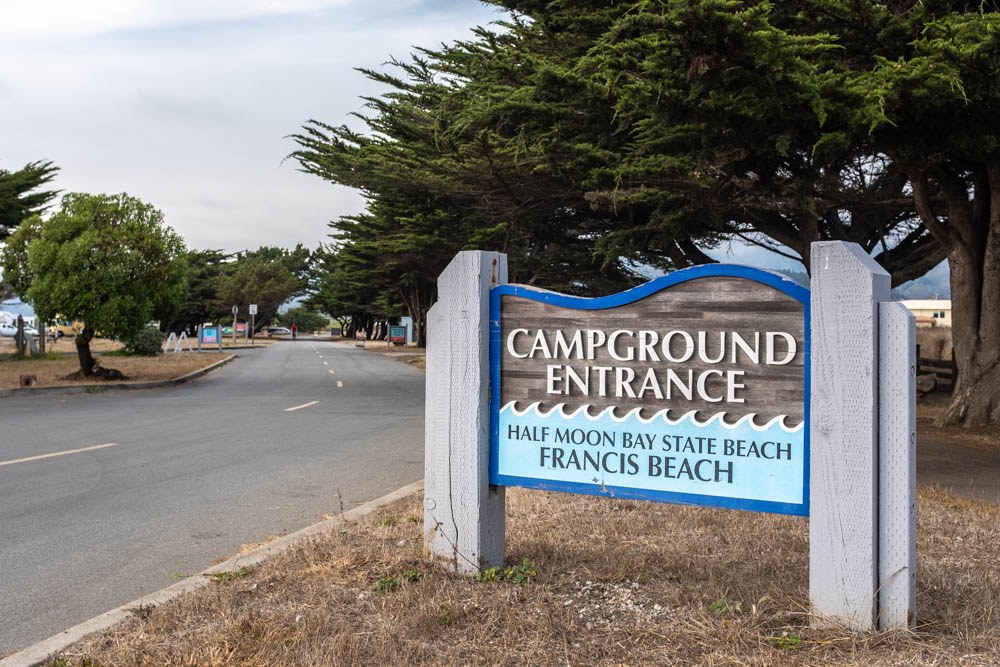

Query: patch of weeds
[
  {"left": 435, "top": 602, "right": 451, "bottom": 626},
  {"left": 769, "top": 633, "right": 802, "bottom": 651},
  {"left": 126, "top": 603, "right": 154, "bottom": 620},
  {"left": 210, "top": 566, "right": 254, "bottom": 583},
  {"left": 340, "top": 528, "right": 348, "bottom": 534},
  {"left": 84, "top": 386, "right": 106, "bottom": 394},
  {"left": 375, "top": 575, "right": 400, "bottom": 595},
  {"left": 408, "top": 516, "right": 421, "bottom": 524},
  {"left": 709, "top": 598, "right": 743, "bottom": 617},
  {"left": 403, "top": 569, "right": 421, "bottom": 582},
  {"left": 375, "top": 517, "right": 397, "bottom": 527},
  {"left": 475, "top": 558, "right": 538, "bottom": 585}
]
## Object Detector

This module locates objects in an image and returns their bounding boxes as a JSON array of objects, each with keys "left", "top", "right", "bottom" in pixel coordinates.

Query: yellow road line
[
  {"left": 337, "top": 380, "right": 343, "bottom": 388},
  {"left": 328, "top": 370, "right": 335, "bottom": 375},
  {"left": 0, "top": 442, "right": 119, "bottom": 468},
  {"left": 284, "top": 400, "right": 320, "bottom": 412}
]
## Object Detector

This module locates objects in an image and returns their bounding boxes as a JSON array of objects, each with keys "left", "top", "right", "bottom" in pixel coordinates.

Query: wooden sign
[
  {"left": 489, "top": 265, "right": 809, "bottom": 516},
  {"left": 425, "top": 247, "right": 914, "bottom": 632}
]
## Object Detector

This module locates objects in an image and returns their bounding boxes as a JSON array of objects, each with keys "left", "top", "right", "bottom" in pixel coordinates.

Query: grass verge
[
  {"left": 0, "top": 352, "right": 232, "bottom": 389},
  {"left": 52, "top": 486, "right": 999, "bottom": 665}
]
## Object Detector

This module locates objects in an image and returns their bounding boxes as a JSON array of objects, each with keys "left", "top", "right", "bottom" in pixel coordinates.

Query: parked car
[
  {"left": 267, "top": 327, "right": 292, "bottom": 337},
  {"left": 50, "top": 319, "right": 84, "bottom": 338},
  {"left": 0, "top": 322, "right": 17, "bottom": 337}
]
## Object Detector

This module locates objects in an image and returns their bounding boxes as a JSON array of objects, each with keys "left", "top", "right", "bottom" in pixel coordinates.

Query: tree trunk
[
  {"left": 910, "top": 163, "right": 1000, "bottom": 426},
  {"left": 75, "top": 327, "right": 97, "bottom": 376}
]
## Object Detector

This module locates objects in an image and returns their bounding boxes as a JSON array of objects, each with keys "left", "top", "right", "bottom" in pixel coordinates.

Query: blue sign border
[{"left": 488, "top": 264, "right": 811, "bottom": 517}]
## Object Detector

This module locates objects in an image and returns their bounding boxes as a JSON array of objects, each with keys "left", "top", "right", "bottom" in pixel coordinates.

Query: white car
[{"left": 0, "top": 323, "right": 38, "bottom": 338}]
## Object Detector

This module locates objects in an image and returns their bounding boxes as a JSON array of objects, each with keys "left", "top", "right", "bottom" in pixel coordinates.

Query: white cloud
[{"left": 0, "top": 1, "right": 503, "bottom": 253}]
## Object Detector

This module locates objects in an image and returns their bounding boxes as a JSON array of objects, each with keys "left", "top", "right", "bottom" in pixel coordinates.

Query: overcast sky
[{"left": 0, "top": 0, "right": 503, "bottom": 253}]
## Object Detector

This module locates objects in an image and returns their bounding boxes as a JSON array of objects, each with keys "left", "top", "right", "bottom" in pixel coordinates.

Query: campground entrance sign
[
  {"left": 424, "top": 244, "right": 916, "bottom": 632},
  {"left": 491, "top": 267, "right": 808, "bottom": 516}
]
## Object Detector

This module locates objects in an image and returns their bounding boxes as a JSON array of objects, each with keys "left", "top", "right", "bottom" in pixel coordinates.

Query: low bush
[{"left": 125, "top": 326, "right": 165, "bottom": 356}]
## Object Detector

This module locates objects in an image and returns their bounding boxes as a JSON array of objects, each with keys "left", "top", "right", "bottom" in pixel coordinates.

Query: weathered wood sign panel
[{"left": 489, "top": 265, "right": 810, "bottom": 515}]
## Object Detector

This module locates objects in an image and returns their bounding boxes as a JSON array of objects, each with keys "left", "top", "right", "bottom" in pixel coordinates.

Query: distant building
[{"left": 901, "top": 299, "right": 951, "bottom": 327}]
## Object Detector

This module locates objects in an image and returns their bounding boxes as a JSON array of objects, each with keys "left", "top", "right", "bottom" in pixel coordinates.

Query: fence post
[
  {"left": 15, "top": 315, "right": 25, "bottom": 359},
  {"left": 424, "top": 251, "right": 507, "bottom": 575},
  {"left": 809, "top": 241, "right": 890, "bottom": 630},
  {"left": 878, "top": 301, "right": 917, "bottom": 628}
]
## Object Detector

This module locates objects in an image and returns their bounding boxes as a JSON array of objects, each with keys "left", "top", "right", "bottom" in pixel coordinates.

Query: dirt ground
[{"left": 0, "top": 351, "right": 231, "bottom": 389}]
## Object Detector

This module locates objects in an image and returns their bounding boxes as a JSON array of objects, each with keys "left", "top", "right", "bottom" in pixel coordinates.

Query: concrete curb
[
  {"left": 0, "top": 480, "right": 425, "bottom": 667},
  {"left": 0, "top": 354, "right": 237, "bottom": 399}
]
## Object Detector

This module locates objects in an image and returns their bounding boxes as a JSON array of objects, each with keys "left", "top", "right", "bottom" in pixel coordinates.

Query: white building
[{"left": 901, "top": 299, "right": 952, "bottom": 327}]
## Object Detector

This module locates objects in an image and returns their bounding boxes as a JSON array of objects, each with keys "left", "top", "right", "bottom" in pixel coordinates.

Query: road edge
[
  {"left": 0, "top": 480, "right": 425, "bottom": 667},
  {"left": 0, "top": 354, "right": 237, "bottom": 399}
]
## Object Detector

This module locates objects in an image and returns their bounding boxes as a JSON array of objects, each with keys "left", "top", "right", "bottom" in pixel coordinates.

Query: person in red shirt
[{"left": 290, "top": 322, "right": 298, "bottom": 340}]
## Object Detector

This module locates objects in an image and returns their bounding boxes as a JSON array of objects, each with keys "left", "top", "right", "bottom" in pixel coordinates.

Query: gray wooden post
[
  {"left": 878, "top": 301, "right": 916, "bottom": 628},
  {"left": 424, "top": 251, "right": 507, "bottom": 575},
  {"left": 809, "top": 241, "right": 890, "bottom": 630}
]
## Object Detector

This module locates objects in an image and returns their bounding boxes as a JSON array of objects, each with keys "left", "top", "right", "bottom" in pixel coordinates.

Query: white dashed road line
[
  {"left": 0, "top": 443, "right": 119, "bottom": 468},
  {"left": 284, "top": 401, "right": 319, "bottom": 412}
]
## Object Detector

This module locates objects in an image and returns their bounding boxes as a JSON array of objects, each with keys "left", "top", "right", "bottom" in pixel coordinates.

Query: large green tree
[
  {"left": 217, "top": 245, "right": 310, "bottom": 331},
  {"left": 568, "top": 0, "right": 998, "bottom": 424},
  {"left": 162, "top": 249, "right": 234, "bottom": 334},
  {"left": 0, "top": 160, "right": 59, "bottom": 240},
  {"left": 0, "top": 159, "right": 60, "bottom": 299},
  {"left": 1, "top": 193, "right": 188, "bottom": 376}
]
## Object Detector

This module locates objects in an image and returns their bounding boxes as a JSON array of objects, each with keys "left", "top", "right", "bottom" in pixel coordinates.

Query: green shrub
[{"left": 125, "top": 326, "right": 165, "bottom": 355}]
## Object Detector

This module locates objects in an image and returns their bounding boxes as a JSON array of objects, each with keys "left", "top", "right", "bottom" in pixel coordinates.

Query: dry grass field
[
  {"left": 0, "top": 351, "right": 231, "bottom": 389},
  {"left": 53, "top": 486, "right": 999, "bottom": 666}
]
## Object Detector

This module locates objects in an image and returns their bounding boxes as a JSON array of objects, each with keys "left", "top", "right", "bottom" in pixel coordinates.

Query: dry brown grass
[
  {"left": 0, "top": 352, "right": 231, "bottom": 389},
  {"left": 916, "top": 327, "right": 953, "bottom": 361},
  {"left": 54, "top": 486, "right": 1000, "bottom": 666}
]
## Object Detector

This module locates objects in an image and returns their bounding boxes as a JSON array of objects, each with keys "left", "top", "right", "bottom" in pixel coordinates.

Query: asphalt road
[{"left": 0, "top": 340, "right": 425, "bottom": 655}]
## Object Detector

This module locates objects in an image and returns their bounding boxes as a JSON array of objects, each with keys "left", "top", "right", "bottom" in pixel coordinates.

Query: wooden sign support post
[
  {"left": 424, "top": 251, "right": 507, "bottom": 574},
  {"left": 809, "top": 241, "right": 915, "bottom": 630}
]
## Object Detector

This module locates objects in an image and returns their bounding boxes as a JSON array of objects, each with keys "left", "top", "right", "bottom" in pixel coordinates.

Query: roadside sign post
[
  {"left": 231, "top": 305, "right": 238, "bottom": 346},
  {"left": 199, "top": 324, "right": 222, "bottom": 352},
  {"left": 389, "top": 325, "right": 407, "bottom": 347},
  {"left": 249, "top": 304, "right": 257, "bottom": 344},
  {"left": 424, "top": 244, "right": 915, "bottom": 631}
]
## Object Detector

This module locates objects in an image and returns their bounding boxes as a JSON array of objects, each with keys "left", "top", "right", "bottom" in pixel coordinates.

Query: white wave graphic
[{"left": 499, "top": 401, "right": 803, "bottom": 433}]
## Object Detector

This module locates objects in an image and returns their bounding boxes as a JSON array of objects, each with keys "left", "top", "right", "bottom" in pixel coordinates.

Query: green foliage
[
  {"left": 210, "top": 566, "right": 254, "bottom": 583},
  {"left": 402, "top": 569, "right": 421, "bottom": 582},
  {"left": 162, "top": 249, "right": 233, "bottom": 334},
  {"left": 124, "top": 326, "right": 166, "bottom": 356},
  {"left": 375, "top": 517, "right": 397, "bottom": 527},
  {"left": 375, "top": 575, "right": 400, "bottom": 595},
  {"left": 435, "top": 602, "right": 451, "bottom": 626},
  {"left": 217, "top": 245, "right": 310, "bottom": 331},
  {"left": 277, "top": 307, "right": 329, "bottom": 333},
  {"left": 769, "top": 633, "right": 802, "bottom": 651},
  {"left": 709, "top": 598, "right": 743, "bottom": 617},
  {"left": 0, "top": 193, "right": 187, "bottom": 375},
  {"left": 0, "top": 159, "right": 59, "bottom": 240},
  {"left": 475, "top": 558, "right": 538, "bottom": 585}
]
